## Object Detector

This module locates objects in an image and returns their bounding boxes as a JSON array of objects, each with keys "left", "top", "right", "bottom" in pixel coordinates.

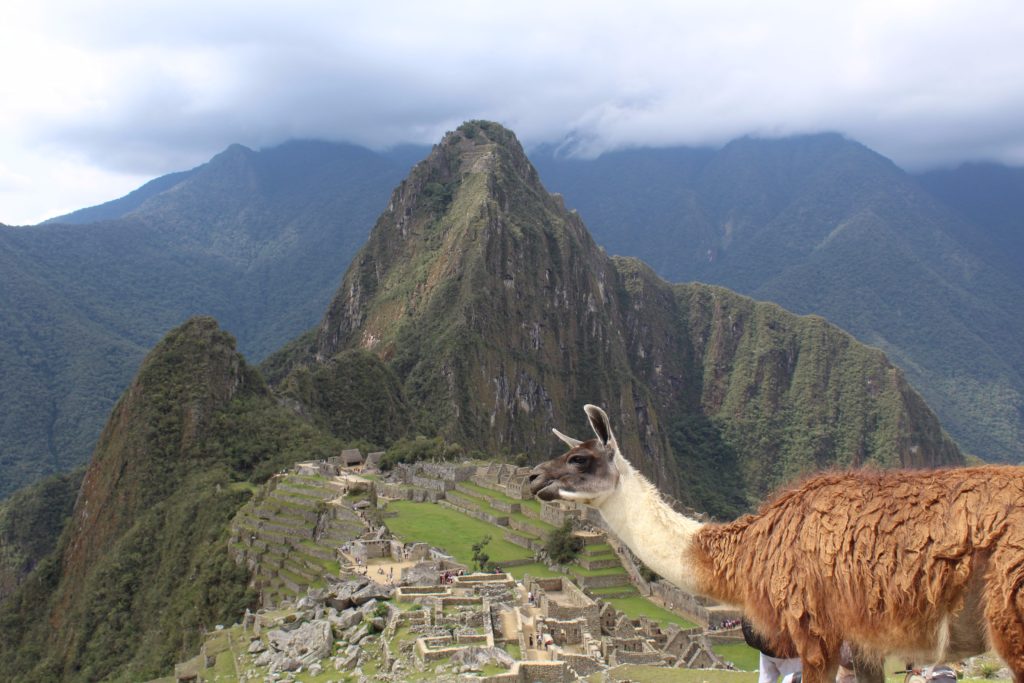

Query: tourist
[{"left": 741, "top": 618, "right": 801, "bottom": 683}]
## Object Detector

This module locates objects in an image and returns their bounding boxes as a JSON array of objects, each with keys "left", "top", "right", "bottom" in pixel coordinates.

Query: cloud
[{"left": 2, "top": 0, "right": 1024, "bottom": 222}]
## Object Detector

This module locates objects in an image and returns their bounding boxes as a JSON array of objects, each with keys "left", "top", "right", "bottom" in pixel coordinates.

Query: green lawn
[
  {"left": 592, "top": 665, "right": 758, "bottom": 683},
  {"left": 385, "top": 500, "right": 533, "bottom": 566},
  {"left": 714, "top": 642, "right": 760, "bottom": 670},
  {"left": 505, "top": 562, "right": 563, "bottom": 579},
  {"left": 605, "top": 595, "right": 698, "bottom": 629},
  {"left": 572, "top": 565, "right": 629, "bottom": 577},
  {"left": 459, "top": 481, "right": 521, "bottom": 504}
]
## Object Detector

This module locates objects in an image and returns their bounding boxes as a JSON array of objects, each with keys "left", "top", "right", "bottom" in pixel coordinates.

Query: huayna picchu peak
[{"left": 288, "top": 121, "right": 962, "bottom": 511}]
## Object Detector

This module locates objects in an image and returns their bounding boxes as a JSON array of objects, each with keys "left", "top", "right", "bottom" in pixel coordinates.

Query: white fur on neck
[{"left": 596, "top": 453, "right": 704, "bottom": 595}]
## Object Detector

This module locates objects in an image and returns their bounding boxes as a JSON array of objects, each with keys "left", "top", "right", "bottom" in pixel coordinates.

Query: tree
[
  {"left": 545, "top": 520, "right": 583, "bottom": 565},
  {"left": 471, "top": 535, "right": 492, "bottom": 572}
]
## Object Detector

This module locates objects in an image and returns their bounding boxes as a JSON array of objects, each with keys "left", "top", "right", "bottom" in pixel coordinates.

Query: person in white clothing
[{"left": 741, "top": 618, "right": 802, "bottom": 683}]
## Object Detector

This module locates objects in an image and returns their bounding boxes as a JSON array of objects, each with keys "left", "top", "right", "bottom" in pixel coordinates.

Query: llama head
[{"left": 528, "top": 404, "right": 622, "bottom": 507}]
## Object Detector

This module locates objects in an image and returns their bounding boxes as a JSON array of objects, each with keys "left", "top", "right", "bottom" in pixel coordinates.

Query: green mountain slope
[
  {"left": 533, "top": 136, "right": 1024, "bottom": 462},
  {"left": 0, "top": 468, "right": 82, "bottom": 603},
  {"left": 295, "top": 121, "right": 962, "bottom": 512},
  {"left": 0, "top": 141, "right": 420, "bottom": 498},
  {"left": 914, "top": 161, "right": 1024, "bottom": 289},
  {"left": 0, "top": 317, "right": 344, "bottom": 682}
]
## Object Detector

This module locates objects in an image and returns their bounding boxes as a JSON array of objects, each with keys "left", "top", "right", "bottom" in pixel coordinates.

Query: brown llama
[{"left": 528, "top": 404, "right": 1024, "bottom": 683}]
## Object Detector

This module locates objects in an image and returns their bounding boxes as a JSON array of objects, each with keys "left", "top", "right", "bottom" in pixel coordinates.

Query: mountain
[
  {"left": 532, "top": 136, "right": 1024, "bottom": 462},
  {"left": 283, "top": 121, "right": 962, "bottom": 512},
  {"left": 914, "top": 161, "right": 1024, "bottom": 289},
  {"left": 0, "top": 141, "right": 424, "bottom": 498},
  {"left": 0, "top": 317, "right": 349, "bottom": 682},
  {"left": 0, "top": 123, "right": 964, "bottom": 681},
  {"left": 4, "top": 130, "right": 1015, "bottom": 501}
]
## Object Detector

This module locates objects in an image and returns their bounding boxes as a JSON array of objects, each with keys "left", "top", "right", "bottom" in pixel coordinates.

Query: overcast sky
[{"left": 2, "top": 0, "right": 1023, "bottom": 225}]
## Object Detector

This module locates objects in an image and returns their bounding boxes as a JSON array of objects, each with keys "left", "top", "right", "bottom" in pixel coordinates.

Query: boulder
[
  {"left": 329, "top": 607, "right": 364, "bottom": 632},
  {"left": 266, "top": 620, "right": 333, "bottom": 666},
  {"left": 352, "top": 582, "right": 393, "bottom": 605},
  {"left": 328, "top": 577, "right": 371, "bottom": 610},
  {"left": 451, "top": 646, "right": 515, "bottom": 671}
]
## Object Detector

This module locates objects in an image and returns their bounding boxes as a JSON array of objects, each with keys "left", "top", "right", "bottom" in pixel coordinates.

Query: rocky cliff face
[{"left": 301, "top": 121, "right": 963, "bottom": 511}]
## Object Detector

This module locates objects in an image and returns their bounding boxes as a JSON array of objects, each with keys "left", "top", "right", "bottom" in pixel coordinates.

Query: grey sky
[{"left": 2, "top": 0, "right": 1023, "bottom": 224}]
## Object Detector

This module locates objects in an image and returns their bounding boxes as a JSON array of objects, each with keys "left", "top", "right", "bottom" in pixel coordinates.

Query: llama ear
[
  {"left": 584, "top": 404, "right": 617, "bottom": 451},
  {"left": 552, "top": 428, "right": 582, "bottom": 449}
]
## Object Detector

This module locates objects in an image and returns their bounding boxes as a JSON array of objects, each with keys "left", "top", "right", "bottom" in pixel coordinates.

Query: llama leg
[
  {"left": 797, "top": 645, "right": 839, "bottom": 683},
  {"left": 984, "top": 547, "right": 1024, "bottom": 682},
  {"left": 800, "top": 660, "right": 840, "bottom": 683}
]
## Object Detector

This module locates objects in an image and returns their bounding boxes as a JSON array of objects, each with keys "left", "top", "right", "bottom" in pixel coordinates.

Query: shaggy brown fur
[{"left": 692, "top": 466, "right": 1024, "bottom": 681}]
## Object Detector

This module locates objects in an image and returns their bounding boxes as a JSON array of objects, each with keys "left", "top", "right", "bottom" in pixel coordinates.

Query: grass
[
  {"left": 385, "top": 500, "right": 533, "bottom": 566},
  {"left": 520, "top": 498, "right": 542, "bottom": 516},
  {"left": 582, "top": 542, "right": 614, "bottom": 554},
  {"left": 589, "top": 585, "right": 639, "bottom": 597},
  {"left": 505, "top": 562, "right": 563, "bottom": 580},
  {"left": 592, "top": 666, "right": 758, "bottom": 682},
  {"left": 459, "top": 481, "right": 521, "bottom": 505},
  {"left": 714, "top": 642, "right": 760, "bottom": 671},
  {"left": 605, "top": 595, "right": 698, "bottom": 629},
  {"left": 572, "top": 565, "right": 630, "bottom": 577}
]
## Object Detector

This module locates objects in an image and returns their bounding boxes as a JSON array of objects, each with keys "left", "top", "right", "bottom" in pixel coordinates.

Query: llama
[{"left": 528, "top": 404, "right": 1024, "bottom": 683}]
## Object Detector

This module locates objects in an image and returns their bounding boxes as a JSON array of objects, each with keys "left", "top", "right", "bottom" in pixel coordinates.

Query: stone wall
[
  {"left": 351, "top": 538, "right": 403, "bottom": 563},
  {"left": 420, "top": 461, "right": 477, "bottom": 481},
  {"left": 540, "top": 501, "right": 580, "bottom": 527},
  {"left": 515, "top": 661, "right": 568, "bottom": 683},
  {"left": 649, "top": 580, "right": 741, "bottom": 626},
  {"left": 612, "top": 650, "right": 666, "bottom": 666},
  {"left": 530, "top": 577, "right": 600, "bottom": 635},
  {"left": 559, "top": 651, "right": 605, "bottom": 677},
  {"left": 539, "top": 616, "right": 586, "bottom": 645}
]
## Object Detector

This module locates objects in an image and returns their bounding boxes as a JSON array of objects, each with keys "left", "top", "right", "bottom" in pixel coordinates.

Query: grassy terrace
[
  {"left": 589, "top": 666, "right": 759, "bottom": 682},
  {"left": 385, "top": 492, "right": 700, "bottom": 631},
  {"left": 712, "top": 643, "right": 759, "bottom": 671},
  {"left": 386, "top": 500, "right": 533, "bottom": 566},
  {"left": 607, "top": 596, "right": 697, "bottom": 629}
]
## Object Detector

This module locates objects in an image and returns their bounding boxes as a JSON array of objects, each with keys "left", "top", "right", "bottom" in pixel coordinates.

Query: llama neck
[{"left": 597, "top": 454, "right": 705, "bottom": 595}]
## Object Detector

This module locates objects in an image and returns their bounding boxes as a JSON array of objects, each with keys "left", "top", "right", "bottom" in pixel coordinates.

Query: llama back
[{"left": 692, "top": 465, "right": 1024, "bottom": 659}]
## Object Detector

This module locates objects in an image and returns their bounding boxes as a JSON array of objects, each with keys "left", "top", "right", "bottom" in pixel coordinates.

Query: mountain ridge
[
  {"left": 291, "top": 121, "right": 963, "bottom": 508},
  {"left": 532, "top": 135, "right": 1024, "bottom": 462},
  {"left": 0, "top": 141, "right": 419, "bottom": 497}
]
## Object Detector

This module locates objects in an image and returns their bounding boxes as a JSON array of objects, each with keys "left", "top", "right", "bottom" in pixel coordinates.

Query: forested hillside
[
  {"left": 0, "top": 142, "right": 421, "bottom": 497},
  {"left": 533, "top": 137, "right": 1024, "bottom": 462}
]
